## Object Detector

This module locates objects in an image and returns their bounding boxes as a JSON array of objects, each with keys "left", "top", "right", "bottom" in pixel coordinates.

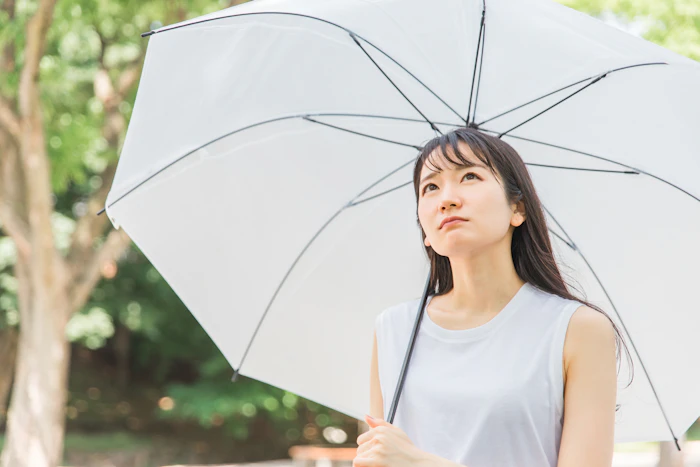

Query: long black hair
[{"left": 412, "top": 127, "right": 633, "bottom": 395}]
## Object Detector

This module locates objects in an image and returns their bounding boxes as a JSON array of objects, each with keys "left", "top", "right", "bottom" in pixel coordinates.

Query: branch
[
  {"left": 65, "top": 52, "right": 145, "bottom": 274},
  {"left": 116, "top": 62, "right": 142, "bottom": 99},
  {"left": 63, "top": 34, "right": 146, "bottom": 315},
  {"left": 95, "top": 31, "right": 145, "bottom": 111},
  {"left": 17, "top": 0, "right": 57, "bottom": 120},
  {"left": 1, "top": 0, "right": 17, "bottom": 70},
  {"left": 0, "top": 131, "right": 30, "bottom": 257},
  {"left": 96, "top": 58, "right": 144, "bottom": 110},
  {"left": 66, "top": 228, "right": 131, "bottom": 316},
  {"left": 14, "top": 0, "right": 59, "bottom": 268},
  {"left": 65, "top": 162, "right": 117, "bottom": 271},
  {"left": 92, "top": 32, "right": 145, "bottom": 152},
  {"left": 0, "top": 0, "right": 17, "bottom": 141},
  {"left": 0, "top": 96, "right": 19, "bottom": 142},
  {"left": 0, "top": 198, "right": 30, "bottom": 258}
]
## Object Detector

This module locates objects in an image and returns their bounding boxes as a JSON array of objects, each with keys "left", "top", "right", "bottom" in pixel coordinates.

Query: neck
[{"left": 441, "top": 239, "right": 525, "bottom": 316}]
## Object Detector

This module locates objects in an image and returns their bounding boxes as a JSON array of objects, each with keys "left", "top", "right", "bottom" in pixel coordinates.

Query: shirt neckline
[{"left": 421, "top": 282, "right": 533, "bottom": 342}]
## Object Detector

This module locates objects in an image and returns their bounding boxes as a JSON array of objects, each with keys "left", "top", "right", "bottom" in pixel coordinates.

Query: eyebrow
[{"left": 420, "top": 163, "right": 488, "bottom": 186}]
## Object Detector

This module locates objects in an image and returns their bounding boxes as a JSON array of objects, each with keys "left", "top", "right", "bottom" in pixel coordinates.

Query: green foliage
[
  {"left": 558, "top": 0, "right": 700, "bottom": 61},
  {"left": 63, "top": 432, "right": 152, "bottom": 452},
  {"left": 0, "top": 432, "right": 152, "bottom": 454},
  {"left": 158, "top": 376, "right": 338, "bottom": 445},
  {"left": 0, "top": 236, "right": 17, "bottom": 329},
  {"left": 65, "top": 306, "right": 115, "bottom": 349}
]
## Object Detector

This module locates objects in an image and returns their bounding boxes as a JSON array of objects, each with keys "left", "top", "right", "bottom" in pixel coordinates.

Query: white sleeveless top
[{"left": 374, "top": 281, "right": 584, "bottom": 467}]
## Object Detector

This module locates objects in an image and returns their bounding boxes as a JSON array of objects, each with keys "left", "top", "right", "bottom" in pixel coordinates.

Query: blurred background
[{"left": 0, "top": 0, "right": 698, "bottom": 466}]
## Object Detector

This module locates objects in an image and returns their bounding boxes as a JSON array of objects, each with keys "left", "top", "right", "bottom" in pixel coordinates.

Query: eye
[{"left": 422, "top": 172, "right": 479, "bottom": 194}]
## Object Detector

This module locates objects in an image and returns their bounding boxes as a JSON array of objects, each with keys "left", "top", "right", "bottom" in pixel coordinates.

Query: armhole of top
[{"left": 551, "top": 301, "right": 584, "bottom": 420}]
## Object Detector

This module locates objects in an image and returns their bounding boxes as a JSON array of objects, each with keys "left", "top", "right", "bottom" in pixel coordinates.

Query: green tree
[
  {"left": 558, "top": 0, "right": 700, "bottom": 61},
  {"left": 0, "top": 0, "right": 237, "bottom": 465}
]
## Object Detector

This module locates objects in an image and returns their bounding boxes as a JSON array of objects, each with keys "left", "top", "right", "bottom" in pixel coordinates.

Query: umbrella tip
[{"left": 231, "top": 368, "right": 240, "bottom": 383}]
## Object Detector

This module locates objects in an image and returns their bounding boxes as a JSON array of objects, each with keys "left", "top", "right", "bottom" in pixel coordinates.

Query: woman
[{"left": 354, "top": 128, "right": 631, "bottom": 467}]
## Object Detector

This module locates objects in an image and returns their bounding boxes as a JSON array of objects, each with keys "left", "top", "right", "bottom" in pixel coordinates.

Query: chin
[{"left": 434, "top": 239, "right": 481, "bottom": 255}]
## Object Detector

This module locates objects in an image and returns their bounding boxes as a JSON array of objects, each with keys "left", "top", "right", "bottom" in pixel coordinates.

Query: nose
[{"left": 439, "top": 185, "right": 462, "bottom": 211}]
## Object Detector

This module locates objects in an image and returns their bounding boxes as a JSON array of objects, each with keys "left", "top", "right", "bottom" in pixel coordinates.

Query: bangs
[{"left": 422, "top": 131, "right": 496, "bottom": 177}]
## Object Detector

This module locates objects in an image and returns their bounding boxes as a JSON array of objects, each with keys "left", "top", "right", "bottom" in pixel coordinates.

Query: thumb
[{"left": 365, "top": 414, "right": 387, "bottom": 426}]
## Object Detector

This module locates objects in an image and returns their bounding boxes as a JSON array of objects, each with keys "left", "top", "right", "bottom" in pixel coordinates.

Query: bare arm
[
  {"left": 369, "top": 329, "right": 384, "bottom": 420},
  {"left": 557, "top": 306, "right": 618, "bottom": 467}
]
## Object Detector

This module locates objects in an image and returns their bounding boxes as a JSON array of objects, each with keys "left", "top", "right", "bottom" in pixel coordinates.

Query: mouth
[{"left": 440, "top": 217, "right": 468, "bottom": 229}]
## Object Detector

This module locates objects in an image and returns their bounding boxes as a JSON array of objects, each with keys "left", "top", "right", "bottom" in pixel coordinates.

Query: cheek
[
  {"left": 417, "top": 202, "right": 438, "bottom": 238},
  {"left": 492, "top": 205, "right": 517, "bottom": 234},
  {"left": 417, "top": 206, "right": 430, "bottom": 231},
  {"left": 474, "top": 191, "right": 513, "bottom": 229}
]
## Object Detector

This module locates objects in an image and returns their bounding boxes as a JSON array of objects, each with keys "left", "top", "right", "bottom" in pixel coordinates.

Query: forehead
[{"left": 420, "top": 140, "right": 486, "bottom": 176}]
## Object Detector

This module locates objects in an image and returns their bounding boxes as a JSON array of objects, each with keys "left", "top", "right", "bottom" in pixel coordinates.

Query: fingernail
[{"left": 367, "top": 414, "right": 375, "bottom": 420}]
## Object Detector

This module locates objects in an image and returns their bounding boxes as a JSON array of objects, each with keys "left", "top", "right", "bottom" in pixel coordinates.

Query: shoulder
[
  {"left": 568, "top": 305, "right": 616, "bottom": 343},
  {"left": 564, "top": 305, "right": 616, "bottom": 368},
  {"left": 376, "top": 298, "right": 419, "bottom": 328}
]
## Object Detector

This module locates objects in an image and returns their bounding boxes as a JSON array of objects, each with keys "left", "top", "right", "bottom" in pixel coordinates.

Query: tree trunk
[
  {"left": 0, "top": 326, "right": 18, "bottom": 422},
  {"left": 0, "top": 258, "right": 71, "bottom": 467},
  {"left": 0, "top": 0, "right": 134, "bottom": 465}
]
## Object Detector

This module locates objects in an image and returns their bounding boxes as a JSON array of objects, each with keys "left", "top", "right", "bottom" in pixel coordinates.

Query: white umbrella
[{"left": 102, "top": 0, "right": 700, "bottom": 445}]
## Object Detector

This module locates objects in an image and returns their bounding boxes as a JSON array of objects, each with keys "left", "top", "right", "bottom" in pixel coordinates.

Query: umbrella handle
[{"left": 387, "top": 272, "right": 433, "bottom": 424}]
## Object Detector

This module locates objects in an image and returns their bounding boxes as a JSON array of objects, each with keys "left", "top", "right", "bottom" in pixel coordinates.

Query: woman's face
[{"left": 417, "top": 141, "right": 525, "bottom": 257}]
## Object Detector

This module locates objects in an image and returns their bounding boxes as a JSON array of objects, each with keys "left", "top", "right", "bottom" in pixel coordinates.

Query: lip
[{"left": 440, "top": 216, "right": 468, "bottom": 229}]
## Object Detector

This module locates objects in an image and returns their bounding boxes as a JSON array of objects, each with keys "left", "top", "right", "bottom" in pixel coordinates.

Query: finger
[
  {"left": 353, "top": 455, "right": 379, "bottom": 467},
  {"left": 357, "top": 429, "right": 375, "bottom": 445},
  {"left": 355, "top": 441, "right": 371, "bottom": 456}
]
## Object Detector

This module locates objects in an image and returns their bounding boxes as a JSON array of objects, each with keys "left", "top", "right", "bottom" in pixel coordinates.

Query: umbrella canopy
[{"left": 103, "top": 0, "right": 700, "bottom": 444}]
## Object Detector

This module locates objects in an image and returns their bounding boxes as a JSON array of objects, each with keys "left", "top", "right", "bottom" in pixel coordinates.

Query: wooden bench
[{"left": 287, "top": 445, "right": 357, "bottom": 467}]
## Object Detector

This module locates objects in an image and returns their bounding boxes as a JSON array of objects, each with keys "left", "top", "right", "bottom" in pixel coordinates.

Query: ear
[
  {"left": 424, "top": 237, "right": 430, "bottom": 247},
  {"left": 511, "top": 200, "right": 526, "bottom": 227}
]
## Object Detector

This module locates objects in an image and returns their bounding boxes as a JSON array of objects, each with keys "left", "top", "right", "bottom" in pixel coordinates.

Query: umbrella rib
[
  {"left": 98, "top": 112, "right": 459, "bottom": 215},
  {"left": 472, "top": 6, "right": 486, "bottom": 127},
  {"left": 141, "top": 11, "right": 466, "bottom": 125},
  {"left": 100, "top": 114, "right": 680, "bottom": 217},
  {"left": 354, "top": 37, "right": 466, "bottom": 126},
  {"left": 348, "top": 162, "right": 638, "bottom": 210},
  {"left": 496, "top": 73, "right": 609, "bottom": 138},
  {"left": 542, "top": 205, "right": 681, "bottom": 450},
  {"left": 305, "top": 113, "right": 460, "bottom": 128},
  {"left": 524, "top": 163, "right": 638, "bottom": 175},
  {"left": 466, "top": 4, "right": 486, "bottom": 125},
  {"left": 348, "top": 33, "right": 442, "bottom": 136},
  {"left": 475, "top": 62, "right": 667, "bottom": 129},
  {"left": 547, "top": 228, "right": 575, "bottom": 250},
  {"left": 231, "top": 157, "right": 417, "bottom": 382},
  {"left": 481, "top": 130, "right": 700, "bottom": 204},
  {"left": 101, "top": 114, "right": 300, "bottom": 215},
  {"left": 295, "top": 120, "right": 637, "bottom": 204},
  {"left": 302, "top": 116, "right": 423, "bottom": 150},
  {"left": 346, "top": 181, "right": 413, "bottom": 208}
]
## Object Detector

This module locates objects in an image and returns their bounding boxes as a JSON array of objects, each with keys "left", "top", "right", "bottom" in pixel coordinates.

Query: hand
[{"left": 353, "top": 414, "right": 429, "bottom": 467}]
